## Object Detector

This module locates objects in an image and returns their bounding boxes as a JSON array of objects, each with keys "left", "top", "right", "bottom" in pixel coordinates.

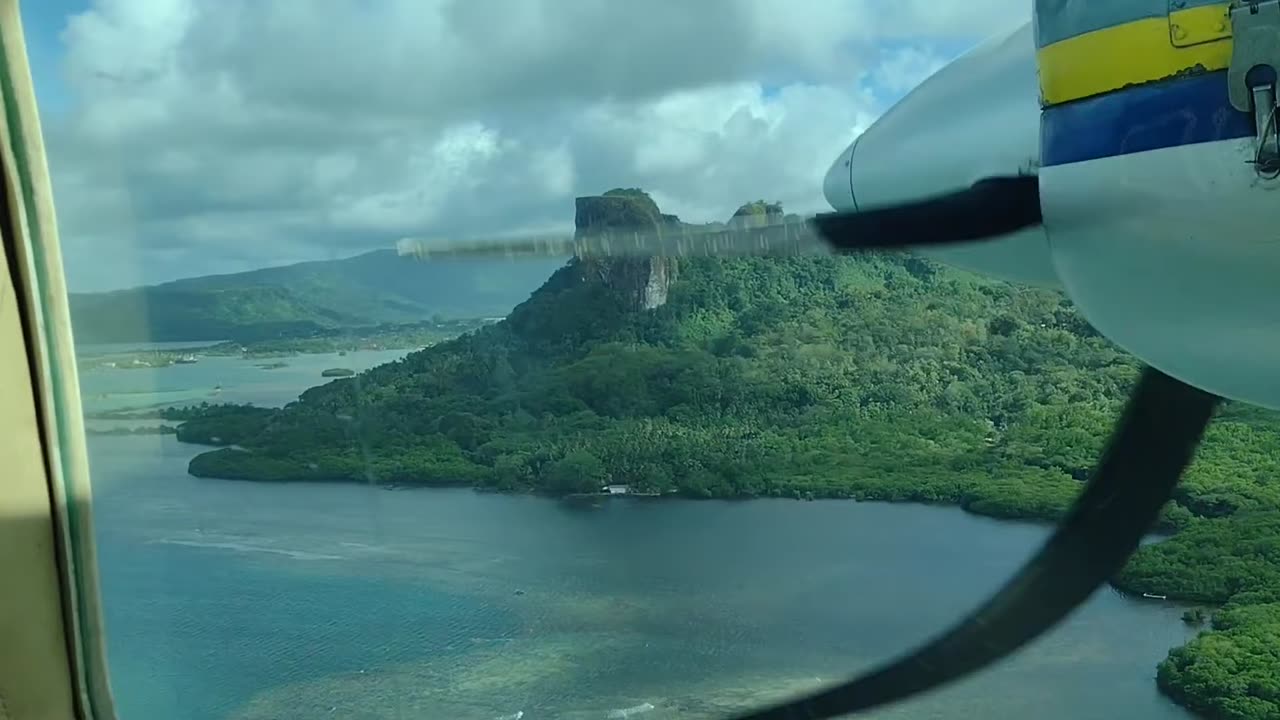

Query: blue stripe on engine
[{"left": 1041, "top": 70, "right": 1256, "bottom": 167}]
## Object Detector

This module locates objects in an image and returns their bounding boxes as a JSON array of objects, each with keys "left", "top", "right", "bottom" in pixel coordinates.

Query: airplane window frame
[{"left": 0, "top": 1, "right": 117, "bottom": 718}]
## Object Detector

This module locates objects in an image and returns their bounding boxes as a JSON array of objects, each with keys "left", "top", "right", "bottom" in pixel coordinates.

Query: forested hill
[
  {"left": 177, "top": 190, "right": 1280, "bottom": 719},
  {"left": 69, "top": 249, "right": 566, "bottom": 343},
  {"left": 186, "top": 251, "right": 1135, "bottom": 504}
]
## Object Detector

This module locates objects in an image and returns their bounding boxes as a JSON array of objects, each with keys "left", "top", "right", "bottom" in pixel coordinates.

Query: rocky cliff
[
  {"left": 728, "top": 200, "right": 784, "bottom": 230},
  {"left": 570, "top": 190, "right": 794, "bottom": 311},
  {"left": 574, "top": 189, "right": 680, "bottom": 311}
]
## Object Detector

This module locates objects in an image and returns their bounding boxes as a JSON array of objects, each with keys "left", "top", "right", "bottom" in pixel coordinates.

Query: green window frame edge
[{"left": 0, "top": 1, "right": 118, "bottom": 718}]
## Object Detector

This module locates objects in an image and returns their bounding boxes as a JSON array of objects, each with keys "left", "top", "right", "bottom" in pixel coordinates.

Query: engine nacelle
[
  {"left": 823, "top": 21, "right": 1060, "bottom": 289},
  {"left": 826, "top": 8, "right": 1280, "bottom": 410}
]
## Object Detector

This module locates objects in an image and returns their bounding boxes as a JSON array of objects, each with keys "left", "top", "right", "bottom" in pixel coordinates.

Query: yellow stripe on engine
[{"left": 1038, "top": 3, "right": 1233, "bottom": 107}]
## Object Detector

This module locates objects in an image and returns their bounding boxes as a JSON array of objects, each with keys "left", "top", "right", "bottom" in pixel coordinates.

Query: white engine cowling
[
  {"left": 822, "top": 21, "right": 1060, "bottom": 289},
  {"left": 825, "top": 19, "right": 1280, "bottom": 410},
  {"left": 1039, "top": 78, "right": 1280, "bottom": 409}
]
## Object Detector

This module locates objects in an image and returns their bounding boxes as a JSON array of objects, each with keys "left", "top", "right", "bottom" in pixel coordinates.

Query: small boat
[{"left": 1141, "top": 592, "right": 1167, "bottom": 600}]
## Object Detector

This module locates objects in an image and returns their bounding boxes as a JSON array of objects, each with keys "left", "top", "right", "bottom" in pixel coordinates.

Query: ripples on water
[{"left": 79, "top": 351, "right": 1197, "bottom": 720}]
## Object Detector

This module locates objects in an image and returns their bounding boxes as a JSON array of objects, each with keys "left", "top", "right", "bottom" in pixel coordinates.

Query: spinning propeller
[
  {"left": 726, "top": 175, "right": 1221, "bottom": 719},
  {"left": 400, "top": 176, "right": 1222, "bottom": 720}
]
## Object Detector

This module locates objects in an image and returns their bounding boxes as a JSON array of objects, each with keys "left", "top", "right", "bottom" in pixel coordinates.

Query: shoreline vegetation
[
  {"left": 74, "top": 317, "right": 497, "bottom": 371},
  {"left": 85, "top": 424, "right": 179, "bottom": 437},
  {"left": 102, "top": 193, "right": 1280, "bottom": 718}
]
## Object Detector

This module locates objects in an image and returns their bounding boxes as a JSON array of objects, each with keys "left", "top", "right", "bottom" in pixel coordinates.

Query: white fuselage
[{"left": 823, "top": 22, "right": 1280, "bottom": 409}]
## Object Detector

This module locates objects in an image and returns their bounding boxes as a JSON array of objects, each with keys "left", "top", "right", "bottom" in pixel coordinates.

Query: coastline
[
  {"left": 172, "top": 431, "right": 1188, "bottom": 591},
  {"left": 92, "top": 427, "right": 1208, "bottom": 718}
]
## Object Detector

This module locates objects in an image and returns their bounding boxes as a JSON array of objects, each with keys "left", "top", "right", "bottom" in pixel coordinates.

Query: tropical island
[
  {"left": 161, "top": 189, "right": 1278, "bottom": 719},
  {"left": 68, "top": 246, "right": 563, "bottom": 345}
]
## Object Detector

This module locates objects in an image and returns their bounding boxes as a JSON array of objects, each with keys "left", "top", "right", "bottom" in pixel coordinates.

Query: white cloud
[
  {"left": 872, "top": 46, "right": 952, "bottom": 96},
  {"left": 40, "top": 0, "right": 1024, "bottom": 290}
]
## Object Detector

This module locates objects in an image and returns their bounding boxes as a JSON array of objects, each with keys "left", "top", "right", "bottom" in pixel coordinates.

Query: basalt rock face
[
  {"left": 728, "top": 200, "right": 785, "bottom": 230},
  {"left": 573, "top": 189, "right": 680, "bottom": 311},
  {"left": 575, "top": 189, "right": 664, "bottom": 231}
]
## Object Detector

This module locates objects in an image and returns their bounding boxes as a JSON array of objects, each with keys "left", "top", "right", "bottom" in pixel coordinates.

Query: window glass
[{"left": 21, "top": 2, "right": 1270, "bottom": 720}]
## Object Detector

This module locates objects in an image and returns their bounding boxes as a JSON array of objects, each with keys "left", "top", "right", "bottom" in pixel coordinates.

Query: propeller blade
[
  {"left": 729, "top": 367, "right": 1220, "bottom": 720},
  {"left": 811, "top": 175, "right": 1043, "bottom": 252},
  {"left": 396, "top": 176, "right": 1039, "bottom": 262},
  {"left": 397, "top": 221, "right": 834, "bottom": 261}
]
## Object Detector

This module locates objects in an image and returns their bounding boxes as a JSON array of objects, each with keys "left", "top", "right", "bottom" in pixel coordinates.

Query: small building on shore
[{"left": 604, "top": 484, "right": 631, "bottom": 495}]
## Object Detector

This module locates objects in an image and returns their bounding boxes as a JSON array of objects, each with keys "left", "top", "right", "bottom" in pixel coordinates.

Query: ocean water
[
  {"left": 78, "top": 349, "right": 412, "bottom": 412},
  {"left": 77, "top": 350, "right": 1198, "bottom": 720}
]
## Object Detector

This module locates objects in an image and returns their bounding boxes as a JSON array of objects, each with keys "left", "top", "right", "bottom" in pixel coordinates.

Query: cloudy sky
[{"left": 22, "top": 0, "right": 1026, "bottom": 292}]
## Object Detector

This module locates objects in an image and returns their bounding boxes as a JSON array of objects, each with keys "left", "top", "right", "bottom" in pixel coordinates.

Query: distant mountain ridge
[{"left": 69, "top": 249, "right": 568, "bottom": 343}]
